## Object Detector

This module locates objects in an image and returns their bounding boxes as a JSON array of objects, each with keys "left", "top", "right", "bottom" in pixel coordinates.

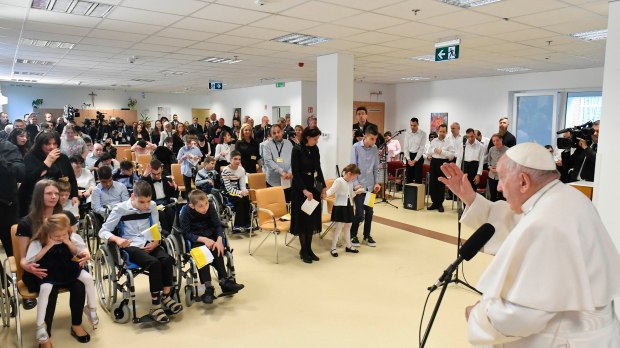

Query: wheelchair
[
  {"left": 93, "top": 204, "right": 181, "bottom": 324},
  {"left": 210, "top": 188, "right": 258, "bottom": 235},
  {"left": 165, "top": 194, "right": 237, "bottom": 307},
  {"left": 82, "top": 205, "right": 112, "bottom": 255}
]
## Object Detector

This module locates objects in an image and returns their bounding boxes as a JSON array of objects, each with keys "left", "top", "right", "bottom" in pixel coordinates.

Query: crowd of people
[{"left": 0, "top": 106, "right": 610, "bottom": 347}]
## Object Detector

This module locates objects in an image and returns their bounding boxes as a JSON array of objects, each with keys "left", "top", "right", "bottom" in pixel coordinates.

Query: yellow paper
[
  {"left": 141, "top": 223, "right": 161, "bottom": 241},
  {"left": 364, "top": 192, "right": 376, "bottom": 207},
  {"left": 280, "top": 213, "right": 291, "bottom": 221},
  {"left": 190, "top": 245, "right": 214, "bottom": 269}
]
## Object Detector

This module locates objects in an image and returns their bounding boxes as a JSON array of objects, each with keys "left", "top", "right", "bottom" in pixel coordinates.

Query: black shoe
[
  {"left": 220, "top": 279, "right": 245, "bottom": 295},
  {"left": 202, "top": 286, "right": 215, "bottom": 304},
  {"left": 351, "top": 236, "right": 360, "bottom": 247},
  {"left": 23, "top": 299, "right": 37, "bottom": 310},
  {"left": 345, "top": 247, "right": 359, "bottom": 254},
  {"left": 438, "top": 206, "right": 445, "bottom": 212},
  {"left": 330, "top": 249, "right": 338, "bottom": 257},
  {"left": 427, "top": 205, "right": 438, "bottom": 210},
  {"left": 70, "top": 327, "right": 90, "bottom": 343},
  {"left": 308, "top": 251, "right": 319, "bottom": 261}
]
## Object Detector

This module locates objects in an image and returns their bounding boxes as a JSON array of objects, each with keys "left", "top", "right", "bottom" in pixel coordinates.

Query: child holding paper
[
  {"left": 179, "top": 190, "right": 245, "bottom": 304},
  {"left": 98, "top": 180, "right": 182, "bottom": 324},
  {"left": 26, "top": 213, "right": 98, "bottom": 344},
  {"left": 350, "top": 125, "right": 381, "bottom": 247},
  {"left": 325, "top": 164, "right": 362, "bottom": 257}
]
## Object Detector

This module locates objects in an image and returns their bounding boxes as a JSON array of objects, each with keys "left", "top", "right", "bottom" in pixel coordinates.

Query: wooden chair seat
[{"left": 259, "top": 220, "right": 290, "bottom": 232}]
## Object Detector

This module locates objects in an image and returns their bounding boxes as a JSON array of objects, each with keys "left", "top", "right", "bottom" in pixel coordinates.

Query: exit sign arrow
[{"left": 435, "top": 45, "right": 459, "bottom": 62}]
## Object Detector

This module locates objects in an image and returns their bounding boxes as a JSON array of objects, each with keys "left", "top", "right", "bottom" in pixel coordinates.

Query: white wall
[
  {"left": 208, "top": 81, "right": 302, "bottom": 126},
  {"left": 301, "top": 81, "right": 317, "bottom": 127},
  {"left": 393, "top": 67, "right": 604, "bottom": 140},
  {"left": 0, "top": 84, "right": 210, "bottom": 124}
]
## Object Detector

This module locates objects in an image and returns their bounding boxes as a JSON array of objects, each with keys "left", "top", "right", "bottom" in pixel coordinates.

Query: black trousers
[
  {"left": 429, "top": 158, "right": 448, "bottom": 207},
  {"left": 463, "top": 161, "right": 480, "bottom": 190},
  {"left": 0, "top": 202, "right": 18, "bottom": 257},
  {"left": 488, "top": 178, "right": 504, "bottom": 202},
  {"left": 405, "top": 152, "right": 423, "bottom": 184},
  {"left": 350, "top": 194, "right": 373, "bottom": 239},
  {"left": 193, "top": 243, "right": 227, "bottom": 283},
  {"left": 124, "top": 246, "right": 173, "bottom": 293},
  {"left": 183, "top": 174, "right": 194, "bottom": 198},
  {"left": 228, "top": 195, "right": 251, "bottom": 227},
  {"left": 45, "top": 280, "right": 86, "bottom": 335}
]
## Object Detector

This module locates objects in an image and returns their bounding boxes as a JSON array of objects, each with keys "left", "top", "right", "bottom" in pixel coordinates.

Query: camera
[
  {"left": 556, "top": 121, "right": 595, "bottom": 149},
  {"left": 63, "top": 105, "right": 80, "bottom": 121}
]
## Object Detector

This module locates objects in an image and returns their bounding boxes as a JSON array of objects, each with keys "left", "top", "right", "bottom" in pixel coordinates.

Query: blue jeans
[{"left": 350, "top": 194, "right": 373, "bottom": 239}]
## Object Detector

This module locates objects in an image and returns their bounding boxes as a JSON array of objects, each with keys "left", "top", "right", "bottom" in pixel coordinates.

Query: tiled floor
[{"left": 0, "top": 196, "right": 491, "bottom": 348}]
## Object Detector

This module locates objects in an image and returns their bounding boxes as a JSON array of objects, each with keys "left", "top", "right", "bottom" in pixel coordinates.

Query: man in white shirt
[
  {"left": 447, "top": 122, "right": 463, "bottom": 167},
  {"left": 403, "top": 117, "right": 426, "bottom": 183},
  {"left": 85, "top": 143, "right": 103, "bottom": 170},
  {"left": 463, "top": 128, "right": 485, "bottom": 190},
  {"left": 475, "top": 130, "right": 490, "bottom": 169},
  {"left": 426, "top": 124, "right": 454, "bottom": 212}
]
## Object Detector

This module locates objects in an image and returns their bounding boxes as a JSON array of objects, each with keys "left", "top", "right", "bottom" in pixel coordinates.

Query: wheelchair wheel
[
  {"left": 94, "top": 247, "right": 118, "bottom": 312},
  {"left": 83, "top": 213, "right": 101, "bottom": 255},
  {"left": 225, "top": 249, "right": 236, "bottom": 281},
  {"left": 111, "top": 300, "right": 132, "bottom": 324},
  {"left": 184, "top": 285, "right": 194, "bottom": 308}
]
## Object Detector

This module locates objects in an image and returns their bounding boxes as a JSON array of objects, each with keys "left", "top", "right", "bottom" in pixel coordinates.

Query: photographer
[{"left": 566, "top": 120, "right": 599, "bottom": 182}]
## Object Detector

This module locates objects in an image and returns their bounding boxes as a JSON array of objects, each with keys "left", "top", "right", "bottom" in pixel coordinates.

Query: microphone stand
[
  {"left": 420, "top": 275, "right": 451, "bottom": 348},
  {"left": 441, "top": 138, "right": 481, "bottom": 294},
  {"left": 375, "top": 130, "right": 404, "bottom": 208}
]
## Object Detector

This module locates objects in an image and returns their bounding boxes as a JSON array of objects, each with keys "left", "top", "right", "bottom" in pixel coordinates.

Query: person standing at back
[
  {"left": 263, "top": 124, "right": 293, "bottom": 202},
  {"left": 404, "top": 117, "right": 426, "bottom": 183},
  {"left": 349, "top": 125, "right": 381, "bottom": 248},
  {"left": 488, "top": 116, "right": 516, "bottom": 151},
  {"left": 426, "top": 124, "right": 455, "bottom": 212}
]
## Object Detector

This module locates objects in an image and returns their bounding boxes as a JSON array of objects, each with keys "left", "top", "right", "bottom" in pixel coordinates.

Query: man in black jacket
[
  {"left": 566, "top": 120, "right": 599, "bottom": 182},
  {"left": 253, "top": 115, "right": 271, "bottom": 142},
  {"left": 0, "top": 139, "right": 25, "bottom": 260},
  {"left": 142, "top": 159, "right": 178, "bottom": 233},
  {"left": 188, "top": 117, "right": 204, "bottom": 135}
]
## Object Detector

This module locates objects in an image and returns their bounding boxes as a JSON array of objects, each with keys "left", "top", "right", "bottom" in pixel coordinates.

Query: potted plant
[
  {"left": 32, "top": 98, "right": 43, "bottom": 109},
  {"left": 127, "top": 98, "right": 137, "bottom": 110}
]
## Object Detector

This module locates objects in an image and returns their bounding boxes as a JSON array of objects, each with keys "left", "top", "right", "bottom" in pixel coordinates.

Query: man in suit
[
  {"left": 253, "top": 115, "right": 271, "bottom": 142},
  {"left": 188, "top": 117, "right": 204, "bottom": 135}
]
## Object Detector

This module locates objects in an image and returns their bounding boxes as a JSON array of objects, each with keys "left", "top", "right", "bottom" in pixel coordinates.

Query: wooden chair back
[{"left": 255, "top": 187, "right": 287, "bottom": 226}]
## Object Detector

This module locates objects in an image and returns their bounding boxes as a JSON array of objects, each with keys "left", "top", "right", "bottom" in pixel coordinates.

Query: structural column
[{"left": 317, "top": 53, "right": 354, "bottom": 178}]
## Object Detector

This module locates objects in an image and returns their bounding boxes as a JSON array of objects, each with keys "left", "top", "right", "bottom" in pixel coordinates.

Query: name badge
[
  {"left": 276, "top": 158, "right": 284, "bottom": 163},
  {"left": 251, "top": 155, "right": 257, "bottom": 160}
]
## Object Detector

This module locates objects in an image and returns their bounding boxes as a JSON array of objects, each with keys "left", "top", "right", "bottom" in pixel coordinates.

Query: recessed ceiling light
[
  {"left": 21, "top": 38, "right": 76, "bottom": 49},
  {"left": 13, "top": 71, "right": 45, "bottom": 76},
  {"left": 411, "top": 55, "right": 436, "bottom": 62},
  {"left": 131, "top": 78, "right": 155, "bottom": 82},
  {"left": 569, "top": 29, "right": 607, "bottom": 41},
  {"left": 15, "top": 58, "right": 54, "bottom": 65},
  {"left": 438, "top": 0, "right": 502, "bottom": 9},
  {"left": 496, "top": 67, "right": 532, "bottom": 73},
  {"left": 401, "top": 76, "right": 431, "bottom": 81},
  {"left": 199, "top": 57, "right": 243, "bottom": 64},
  {"left": 271, "top": 33, "right": 330, "bottom": 46},
  {"left": 161, "top": 70, "right": 187, "bottom": 75},
  {"left": 11, "top": 79, "right": 38, "bottom": 83},
  {"left": 31, "top": 0, "right": 114, "bottom": 17}
]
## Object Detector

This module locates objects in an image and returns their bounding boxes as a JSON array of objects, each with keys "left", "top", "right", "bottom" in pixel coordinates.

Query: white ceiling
[{"left": 0, "top": 0, "right": 609, "bottom": 93}]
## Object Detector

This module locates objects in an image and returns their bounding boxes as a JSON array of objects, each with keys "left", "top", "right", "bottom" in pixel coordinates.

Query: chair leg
[
  {"left": 249, "top": 230, "right": 275, "bottom": 258},
  {"left": 285, "top": 233, "right": 298, "bottom": 246},
  {"left": 320, "top": 222, "right": 335, "bottom": 239},
  {"left": 11, "top": 273, "right": 22, "bottom": 348},
  {"left": 274, "top": 231, "right": 279, "bottom": 264}
]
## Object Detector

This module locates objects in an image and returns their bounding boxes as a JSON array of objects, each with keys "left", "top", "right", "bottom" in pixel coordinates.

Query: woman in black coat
[
  {"left": 290, "top": 127, "right": 326, "bottom": 264},
  {"left": 235, "top": 123, "right": 261, "bottom": 173},
  {"left": 18, "top": 131, "right": 78, "bottom": 216}
]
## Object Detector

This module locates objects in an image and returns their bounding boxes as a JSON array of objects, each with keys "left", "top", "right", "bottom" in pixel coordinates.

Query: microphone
[
  {"left": 428, "top": 223, "right": 495, "bottom": 292},
  {"left": 462, "top": 136, "right": 467, "bottom": 145},
  {"left": 396, "top": 129, "right": 405, "bottom": 133}
]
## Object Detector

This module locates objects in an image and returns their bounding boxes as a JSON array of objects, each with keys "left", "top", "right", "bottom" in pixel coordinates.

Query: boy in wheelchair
[
  {"left": 112, "top": 160, "right": 139, "bottom": 194},
  {"left": 98, "top": 180, "right": 183, "bottom": 323},
  {"left": 92, "top": 166, "right": 129, "bottom": 221},
  {"left": 221, "top": 151, "right": 252, "bottom": 232},
  {"left": 179, "top": 190, "right": 244, "bottom": 304}
]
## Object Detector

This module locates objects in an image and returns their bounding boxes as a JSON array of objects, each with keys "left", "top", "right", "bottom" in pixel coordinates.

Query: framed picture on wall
[
  {"left": 158, "top": 106, "right": 171, "bottom": 120},
  {"left": 233, "top": 108, "right": 241, "bottom": 123},
  {"left": 430, "top": 112, "right": 448, "bottom": 133}
]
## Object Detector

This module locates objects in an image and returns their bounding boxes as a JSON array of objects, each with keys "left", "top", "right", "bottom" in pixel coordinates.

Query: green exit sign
[
  {"left": 435, "top": 45, "right": 459, "bottom": 62},
  {"left": 276, "top": 82, "right": 285, "bottom": 88}
]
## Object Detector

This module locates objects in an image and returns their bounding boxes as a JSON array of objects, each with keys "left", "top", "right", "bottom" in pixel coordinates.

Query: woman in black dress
[
  {"left": 235, "top": 123, "right": 261, "bottom": 173},
  {"left": 19, "top": 131, "right": 78, "bottom": 217},
  {"left": 172, "top": 122, "right": 187, "bottom": 156},
  {"left": 290, "top": 127, "right": 326, "bottom": 264}
]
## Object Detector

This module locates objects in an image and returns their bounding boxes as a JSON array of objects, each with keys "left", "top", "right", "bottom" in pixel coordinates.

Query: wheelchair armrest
[{"left": 104, "top": 239, "right": 125, "bottom": 267}]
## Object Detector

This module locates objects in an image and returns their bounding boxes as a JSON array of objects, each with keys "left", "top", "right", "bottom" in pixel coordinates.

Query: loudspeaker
[{"left": 404, "top": 183, "right": 425, "bottom": 210}]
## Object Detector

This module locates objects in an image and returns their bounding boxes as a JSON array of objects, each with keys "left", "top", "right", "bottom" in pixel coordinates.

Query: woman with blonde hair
[{"left": 235, "top": 123, "right": 261, "bottom": 173}]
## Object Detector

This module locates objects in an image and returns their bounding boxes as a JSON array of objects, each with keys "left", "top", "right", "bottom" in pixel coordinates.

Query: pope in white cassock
[{"left": 439, "top": 142, "right": 620, "bottom": 348}]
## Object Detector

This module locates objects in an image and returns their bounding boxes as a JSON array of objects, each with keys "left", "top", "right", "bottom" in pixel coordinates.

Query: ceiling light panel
[
  {"left": 21, "top": 38, "right": 76, "bottom": 49},
  {"left": 13, "top": 71, "right": 45, "bottom": 76},
  {"left": 31, "top": 0, "right": 114, "bottom": 18},
  {"left": 411, "top": 55, "right": 436, "bottom": 62},
  {"left": 15, "top": 58, "right": 55, "bottom": 65},
  {"left": 496, "top": 67, "right": 532, "bottom": 72},
  {"left": 438, "top": 0, "right": 502, "bottom": 9},
  {"left": 271, "top": 33, "right": 331, "bottom": 46},
  {"left": 569, "top": 29, "right": 607, "bottom": 41},
  {"left": 200, "top": 57, "right": 243, "bottom": 64},
  {"left": 401, "top": 76, "right": 431, "bottom": 81}
]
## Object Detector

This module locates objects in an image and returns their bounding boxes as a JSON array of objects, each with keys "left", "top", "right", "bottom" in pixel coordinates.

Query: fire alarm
[{"left": 298, "top": 62, "right": 304, "bottom": 67}]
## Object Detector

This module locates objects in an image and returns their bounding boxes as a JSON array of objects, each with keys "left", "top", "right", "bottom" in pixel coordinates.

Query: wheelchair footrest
[{"left": 132, "top": 308, "right": 177, "bottom": 324}]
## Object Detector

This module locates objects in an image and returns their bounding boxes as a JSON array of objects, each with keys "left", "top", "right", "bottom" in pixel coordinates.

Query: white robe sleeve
[
  {"left": 468, "top": 298, "right": 556, "bottom": 346},
  {"left": 459, "top": 194, "right": 520, "bottom": 255}
]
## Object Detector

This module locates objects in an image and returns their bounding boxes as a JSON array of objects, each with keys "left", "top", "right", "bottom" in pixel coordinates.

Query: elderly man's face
[
  {"left": 218, "top": 118, "right": 225, "bottom": 126},
  {"left": 450, "top": 123, "right": 459, "bottom": 136},
  {"left": 496, "top": 157, "right": 526, "bottom": 214},
  {"left": 93, "top": 144, "right": 103, "bottom": 157},
  {"left": 0, "top": 113, "right": 8, "bottom": 123},
  {"left": 592, "top": 124, "right": 599, "bottom": 144}
]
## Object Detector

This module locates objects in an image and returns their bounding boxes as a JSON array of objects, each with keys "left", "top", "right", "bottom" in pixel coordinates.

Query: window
[{"left": 565, "top": 91, "right": 602, "bottom": 128}]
